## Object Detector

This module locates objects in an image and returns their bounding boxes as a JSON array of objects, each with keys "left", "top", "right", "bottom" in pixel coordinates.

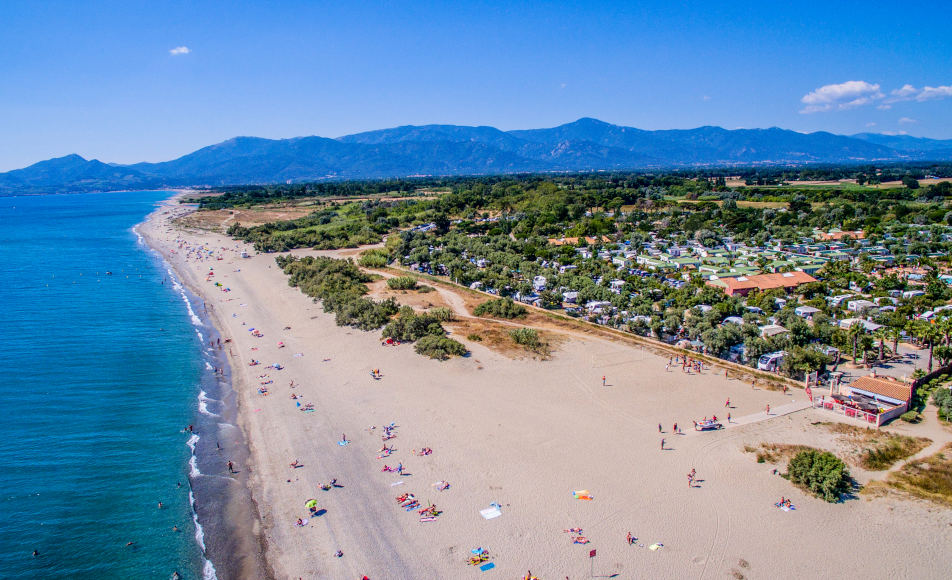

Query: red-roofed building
[{"left": 705, "top": 271, "right": 818, "bottom": 297}]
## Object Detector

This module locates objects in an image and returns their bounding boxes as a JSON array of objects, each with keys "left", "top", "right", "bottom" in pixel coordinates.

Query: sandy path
[{"left": 142, "top": 199, "right": 952, "bottom": 580}]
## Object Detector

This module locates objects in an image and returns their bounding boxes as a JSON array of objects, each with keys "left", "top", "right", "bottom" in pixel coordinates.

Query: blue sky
[{"left": 1, "top": 0, "right": 950, "bottom": 171}]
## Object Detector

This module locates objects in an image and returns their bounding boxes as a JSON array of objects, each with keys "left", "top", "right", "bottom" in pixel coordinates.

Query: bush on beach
[
  {"left": 414, "top": 335, "right": 467, "bottom": 360},
  {"left": 358, "top": 248, "right": 391, "bottom": 268},
  {"left": 387, "top": 276, "right": 418, "bottom": 290},
  {"left": 277, "top": 255, "right": 467, "bottom": 359},
  {"left": 787, "top": 449, "right": 852, "bottom": 503},
  {"left": 474, "top": 298, "right": 527, "bottom": 319}
]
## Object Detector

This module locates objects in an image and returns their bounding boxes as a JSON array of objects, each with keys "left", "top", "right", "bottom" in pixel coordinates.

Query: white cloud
[
  {"left": 885, "top": 83, "right": 952, "bottom": 103},
  {"left": 876, "top": 104, "right": 892, "bottom": 110},
  {"left": 898, "top": 117, "right": 917, "bottom": 124},
  {"left": 880, "top": 130, "right": 908, "bottom": 136},
  {"left": 169, "top": 46, "right": 191, "bottom": 56},
  {"left": 701, "top": 95, "right": 711, "bottom": 101},
  {"left": 800, "top": 81, "right": 884, "bottom": 113},
  {"left": 917, "top": 85, "right": 952, "bottom": 101},
  {"left": 865, "top": 122, "right": 877, "bottom": 127}
]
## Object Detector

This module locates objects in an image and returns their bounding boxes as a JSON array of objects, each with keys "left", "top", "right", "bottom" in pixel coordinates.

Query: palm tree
[
  {"left": 872, "top": 327, "right": 888, "bottom": 362},
  {"left": 887, "top": 324, "right": 903, "bottom": 360},
  {"left": 847, "top": 322, "right": 864, "bottom": 364},
  {"left": 935, "top": 315, "right": 952, "bottom": 347},
  {"left": 910, "top": 320, "right": 940, "bottom": 373}
]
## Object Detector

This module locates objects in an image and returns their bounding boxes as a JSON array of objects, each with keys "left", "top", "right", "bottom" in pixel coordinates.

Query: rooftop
[{"left": 848, "top": 375, "right": 913, "bottom": 403}]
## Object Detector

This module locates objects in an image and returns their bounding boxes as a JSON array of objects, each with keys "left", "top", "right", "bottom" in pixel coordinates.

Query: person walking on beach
[
  {"left": 673, "top": 422, "right": 678, "bottom": 434},
  {"left": 765, "top": 403, "right": 770, "bottom": 415},
  {"left": 660, "top": 438, "right": 665, "bottom": 450},
  {"left": 658, "top": 423, "right": 663, "bottom": 433},
  {"left": 727, "top": 412, "right": 731, "bottom": 423},
  {"left": 227, "top": 461, "right": 235, "bottom": 474},
  {"left": 725, "top": 397, "right": 730, "bottom": 408},
  {"left": 602, "top": 375, "right": 606, "bottom": 386},
  {"left": 626, "top": 531, "right": 634, "bottom": 545}
]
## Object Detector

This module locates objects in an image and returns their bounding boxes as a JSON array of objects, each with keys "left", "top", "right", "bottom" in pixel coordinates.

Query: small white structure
[
  {"left": 532, "top": 276, "right": 547, "bottom": 292},
  {"left": 759, "top": 324, "right": 789, "bottom": 338},
  {"left": 846, "top": 299, "right": 876, "bottom": 313},
  {"left": 794, "top": 305, "right": 820, "bottom": 319}
]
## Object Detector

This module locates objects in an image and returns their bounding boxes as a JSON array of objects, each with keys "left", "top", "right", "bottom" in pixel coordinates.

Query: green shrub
[
  {"left": 509, "top": 327, "right": 541, "bottom": 348},
  {"left": 786, "top": 449, "right": 852, "bottom": 503},
  {"left": 933, "top": 388, "right": 952, "bottom": 422},
  {"left": 382, "top": 309, "right": 446, "bottom": 342},
  {"left": 358, "top": 248, "right": 391, "bottom": 268},
  {"left": 474, "top": 298, "right": 527, "bottom": 319},
  {"left": 509, "top": 327, "right": 549, "bottom": 356},
  {"left": 418, "top": 285, "right": 435, "bottom": 293},
  {"left": 414, "top": 335, "right": 467, "bottom": 360},
  {"left": 276, "top": 255, "right": 397, "bottom": 330},
  {"left": 467, "top": 333, "right": 483, "bottom": 342},
  {"left": 387, "top": 276, "right": 418, "bottom": 290},
  {"left": 900, "top": 411, "right": 921, "bottom": 423},
  {"left": 428, "top": 307, "right": 455, "bottom": 322}
]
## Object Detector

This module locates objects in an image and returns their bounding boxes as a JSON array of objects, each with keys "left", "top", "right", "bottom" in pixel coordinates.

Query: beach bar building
[{"left": 811, "top": 374, "right": 912, "bottom": 427}]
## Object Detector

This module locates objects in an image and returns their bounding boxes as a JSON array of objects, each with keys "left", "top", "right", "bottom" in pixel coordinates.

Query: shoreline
[{"left": 137, "top": 194, "right": 272, "bottom": 580}]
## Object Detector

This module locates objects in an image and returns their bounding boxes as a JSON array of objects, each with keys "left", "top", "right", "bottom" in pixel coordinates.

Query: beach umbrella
[{"left": 304, "top": 499, "right": 318, "bottom": 509}]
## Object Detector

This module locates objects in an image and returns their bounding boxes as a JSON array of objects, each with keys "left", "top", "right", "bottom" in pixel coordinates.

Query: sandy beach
[{"left": 140, "top": 196, "right": 952, "bottom": 579}]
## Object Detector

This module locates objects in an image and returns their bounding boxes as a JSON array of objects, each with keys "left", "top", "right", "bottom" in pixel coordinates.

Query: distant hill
[
  {"left": 851, "top": 132, "right": 952, "bottom": 153},
  {"left": 2, "top": 119, "right": 950, "bottom": 194}
]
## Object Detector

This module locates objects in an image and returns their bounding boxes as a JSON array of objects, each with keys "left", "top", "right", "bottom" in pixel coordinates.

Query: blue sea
[{"left": 0, "top": 191, "right": 220, "bottom": 579}]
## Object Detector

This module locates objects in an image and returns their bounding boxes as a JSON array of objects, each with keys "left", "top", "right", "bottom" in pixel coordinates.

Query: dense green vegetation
[
  {"left": 934, "top": 387, "right": 952, "bottom": 422},
  {"left": 474, "top": 298, "right": 527, "bottom": 319},
  {"left": 386, "top": 276, "right": 418, "bottom": 290},
  {"left": 787, "top": 449, "right": 852, "bottom": 502},
  {"left": 275, "top": 255, "right": 466, "bottom": 360},
  {"left": 508, "top": 327, "right": 549, "bottom": 356},
  {"left": 414, "top": 335, "right": 468, "bottom": 360},
  {"left": 202, "top": 166, "right": 952, "bottom": 376}
]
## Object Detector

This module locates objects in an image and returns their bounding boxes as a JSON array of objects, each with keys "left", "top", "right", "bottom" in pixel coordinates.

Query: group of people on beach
[{"left": 665, "top": 355, "right": 706, "bottom": 374}]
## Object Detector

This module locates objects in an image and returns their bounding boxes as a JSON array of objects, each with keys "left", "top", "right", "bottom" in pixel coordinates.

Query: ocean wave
[
  {"left": 203, "top": 559, "right": 218, "bottom": 580},
  {"left": 189, "top": 455, "right": 201, "bottom": 478},
  {"left": 205, "top": 362, "right": 214, "bottom": 371},
  {"left": 165, "top": 267, "right": 203, "bottom": 327},
  {"left": 189, "top": 490, "right": 219, "bottom": 580},
  {"left": 186, "top": 433, "right": 199, "bottom": 453},
  {"left": 190, "top": 490, "right": 205, "bottom": 551},
  {"left": 198, "top": 391, "right": 218, "bottom": 417}
]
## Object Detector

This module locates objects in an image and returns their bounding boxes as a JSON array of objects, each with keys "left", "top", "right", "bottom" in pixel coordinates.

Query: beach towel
[
  {"left": 480, "top": 562, "right": 495, "bottom": 572},
  {"left": 390, "top": 481, "right": 405, "bottom": 487},
  {"left": 648, "top": 543, "right": 663, "bottom": 551},
  {"left": 573, "top": 490, "right": 593, "bottom": 500},
  {"left": 479, "top": 506, "right": 502, "bottom": 520},
  {"left": 338, "top": 440, "right": 349, "bottom": 446}
]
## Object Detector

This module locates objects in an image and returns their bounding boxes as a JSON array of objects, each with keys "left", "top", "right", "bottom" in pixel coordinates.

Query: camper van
[{"left": 757, "top": 351, "right": 786, "bottom": 372}]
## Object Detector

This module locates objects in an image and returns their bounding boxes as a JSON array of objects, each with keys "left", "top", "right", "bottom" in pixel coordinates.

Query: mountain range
[{"left": 2, "top": 118, "right": 951, "bottom": 195}]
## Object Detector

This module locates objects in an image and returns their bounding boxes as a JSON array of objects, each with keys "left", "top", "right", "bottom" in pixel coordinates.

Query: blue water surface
[{"left": 0, "top": 191, "right": 205, "bottom": 579}]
